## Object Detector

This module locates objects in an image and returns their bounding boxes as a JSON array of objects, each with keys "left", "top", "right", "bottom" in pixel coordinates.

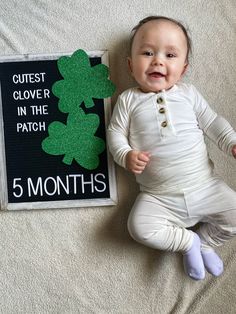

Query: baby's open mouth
[{"left": 148, "top": 72, "right": 165, "bottom": 78}]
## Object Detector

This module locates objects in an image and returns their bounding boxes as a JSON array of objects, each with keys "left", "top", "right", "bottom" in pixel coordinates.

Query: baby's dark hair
[{"left": 130, "top": 16, "right": 192, "bottom": 62}]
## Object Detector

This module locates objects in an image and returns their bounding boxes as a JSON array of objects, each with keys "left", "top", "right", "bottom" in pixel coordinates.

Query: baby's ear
[
  {"left": 127, "top": 57, "right": 133, "bottom": 74},
  {"left": 181, "top": 63, "right": 189, "bottom": 76}
]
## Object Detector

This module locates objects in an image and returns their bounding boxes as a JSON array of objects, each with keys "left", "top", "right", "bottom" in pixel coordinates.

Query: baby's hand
[
  {"left": 126, "top": 150, "right": 151, "bottom": 174},
  {"left": 232, "top": 145, "right": 236, "bottom": 159}
]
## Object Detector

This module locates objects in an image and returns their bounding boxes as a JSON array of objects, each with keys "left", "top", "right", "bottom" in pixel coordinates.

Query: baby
[{"left": 107, "top": 16, "right": 236, "bottom": 280}]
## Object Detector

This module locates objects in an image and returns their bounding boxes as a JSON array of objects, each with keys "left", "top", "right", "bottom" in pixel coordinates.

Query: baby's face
[{"left": 128, "top": 20, "right": 188, "bottom": 93}]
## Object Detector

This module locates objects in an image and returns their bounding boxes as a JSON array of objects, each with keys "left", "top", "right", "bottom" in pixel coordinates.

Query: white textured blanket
[{"left": 0, "top": 0, "right": 235, "bottom": 313}]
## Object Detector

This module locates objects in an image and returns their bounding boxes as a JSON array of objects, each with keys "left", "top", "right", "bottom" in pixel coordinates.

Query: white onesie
[{"left": 107, "top": 83, "right": 236, "bottom": 252}]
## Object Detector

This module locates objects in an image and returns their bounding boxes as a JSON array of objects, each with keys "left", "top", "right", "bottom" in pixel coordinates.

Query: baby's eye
[
  {"left": 167, "top": 53, "right": 176, "bottom": 58},
  {"left": 142, "top": 51, "right": 154, "bottom": 56}
]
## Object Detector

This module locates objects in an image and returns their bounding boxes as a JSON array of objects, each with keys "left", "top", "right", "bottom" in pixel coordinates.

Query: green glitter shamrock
[
  {"left": 52, "top": 49, "right": 116, "bottom": 112},
  {"left": 42, "top": 49, "right": 116, "bottom": 170},
  {"left": 41, "top": 108, "right": 105, "bottom": 170}
]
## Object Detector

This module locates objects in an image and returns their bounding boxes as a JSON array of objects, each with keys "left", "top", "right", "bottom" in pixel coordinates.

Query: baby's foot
[
  {"left": 201, "top": 249, "right": 223, "bottom": 277},
  {"left": 183, "top": 233, "right": 205, "bottom": 280}
]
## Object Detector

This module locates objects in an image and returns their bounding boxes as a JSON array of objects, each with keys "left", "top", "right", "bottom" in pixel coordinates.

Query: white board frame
[{"left": 0, "top": 50, "right": 117, "bottom": 210}]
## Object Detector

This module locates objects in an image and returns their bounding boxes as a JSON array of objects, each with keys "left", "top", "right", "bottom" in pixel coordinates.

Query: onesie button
[
  {"left": 161, "top": 121, "right": 168, "bottom": 127},
  {"left": 157, "top": 97, "right": 164, "bottom": 104},
  {"left": 159, "top": 107, "right": 165, "bottom": 114}
]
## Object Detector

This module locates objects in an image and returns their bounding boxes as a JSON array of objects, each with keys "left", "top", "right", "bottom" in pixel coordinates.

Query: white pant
[{"left": 127, "top": 177, "right": 236, "bottom": 252}]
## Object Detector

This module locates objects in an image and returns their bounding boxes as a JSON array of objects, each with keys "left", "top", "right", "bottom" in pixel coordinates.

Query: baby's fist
[
  {"left": 232, "top": 145, "right": 236, "bottom": 159},
  {"left": 126, "top": 150, "right": 150, "bottom": 174}
]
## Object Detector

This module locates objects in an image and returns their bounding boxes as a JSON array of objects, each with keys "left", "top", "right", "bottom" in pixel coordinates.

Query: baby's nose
[{"left": 151, "top": 53, "right": 164, "bottom": 65}]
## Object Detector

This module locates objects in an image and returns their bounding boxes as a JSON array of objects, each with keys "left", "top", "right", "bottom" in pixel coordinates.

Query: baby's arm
[
  {"left": 108, "top": 92, "right": 152, "bottom": 173},
  {"left": 193, "top": 86, "right": 236, "bottom": 157},
  {"left": 203, "top": 115, "right": 236, "bottom": 158},
  {"left": 107, "top": 95, "right": 133, "bottom": 168},
  {"left": 107, "top": 93, "right": 151, "bottom": 173},
  {"left": 126, "top": 150, "right": 150, "bottom": 174}
]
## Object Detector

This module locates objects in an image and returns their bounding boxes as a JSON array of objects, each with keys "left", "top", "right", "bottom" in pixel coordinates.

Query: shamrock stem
[{"left": 63, "top": 155, "right": 73, "bottom": 165}]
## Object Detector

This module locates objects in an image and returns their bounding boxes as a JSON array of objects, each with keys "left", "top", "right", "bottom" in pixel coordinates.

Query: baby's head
[{"left": 128, "top": 16, "right": 192, "bottom": 93}]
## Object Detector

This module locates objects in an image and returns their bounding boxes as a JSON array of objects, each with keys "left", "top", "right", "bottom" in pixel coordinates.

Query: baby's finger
[
  {"left": 132, "top": 168, "right": 144, "bottom": 174},
  {"left": 132, "top": 164, "right": 146, "bottom": 174},
  {"left": 138, "top": 152, "right": 151, "bottom": 162},
  {"left": 136, "top": 160, "right": 147, "bottom": 167}
]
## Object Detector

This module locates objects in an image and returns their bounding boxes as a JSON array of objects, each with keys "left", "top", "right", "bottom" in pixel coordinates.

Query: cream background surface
[{"left": 0, "top": 1, "right": 236, "bottom": 313}]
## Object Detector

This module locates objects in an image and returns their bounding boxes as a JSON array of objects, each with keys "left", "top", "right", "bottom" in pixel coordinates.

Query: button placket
[
  {"left": 156, "top": 94, "right": 168, "bottom": 131},
  {"left": 156, "top": 93, "right": 176, "bottom": 137}
]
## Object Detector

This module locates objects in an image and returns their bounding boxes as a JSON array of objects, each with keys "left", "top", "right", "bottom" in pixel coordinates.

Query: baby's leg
[
  {"left": 197, "top": 222, "right": 225, "bottom": 276},
  {"left": 196, "top": 182, "right": 236, "bottom": 276},
  {"left": 127, "top": 192, "right": 205, "bottom": 280},
  {"left": 197, "top": 209, "right": 236, "bottom": 277}
]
